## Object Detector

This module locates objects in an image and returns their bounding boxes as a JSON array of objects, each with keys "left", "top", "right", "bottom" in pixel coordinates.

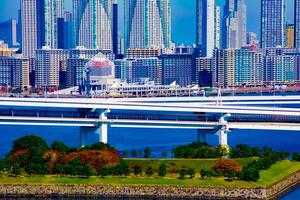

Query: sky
[{"left": 0, "top": 0, "right": 295, "bottom": 45}]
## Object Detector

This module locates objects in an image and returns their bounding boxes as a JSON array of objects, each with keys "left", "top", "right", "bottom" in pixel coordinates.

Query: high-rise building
[
  {"left": 44, "top": 0, "right": 65, "bottom": 48},
  {"left": 0, "top": 56, "right": 30, "bottom": 87},
  {"left": 196, "top": 57, "right": 212, "bottom": 87},
  {"left": 0, "top": 19, "right": 18, "bottom": 47},
  {"left": 17, "top": 9, "right": 22, "bottom": 46},
  {"left": 35, "top": 46, "right": 68, "bottom": 87},
  {"left": 159, "top": 54, "right": 195, "bottom": 86},
  {"left": 57, "top": 17, "right": 65, "bottom": 49},
  {"left": 212, "top": 49, "right": 235, "bottom": 87},
  {"left": 222, "top": 0, "right": 247, "bottom": 49},
  {"left": 212, "top": 48, "right": 263, "bottom": 87},
  {"left": 215, "top": 6, "right": 221, "bottom": 49},
  {"left": 112, "top": 3, "right": 118, "bottom": 54},
  {"left": 114, "top": 59, "right": 134, "bottom": 82},
  {"left": 63, "top": 12, "right": 74, "bottom": 49},
  {"left": 125, "top": 0, "right": 171, "bottom": 49},
  {"left": 0, "top": 41, "right": 18, "bottom": 57},
  {"left": 115, "top": 58, "right": 161, "bottom": 84},
  {"left": 247, "top": 32, "right": 258, "bottom": 45},
  {"left": 73, "top": 0, "right": 114, "bottom": 50},
  {"left": 295, "top": 0, "right": 300, "bottom": 48},
  {"left": 127, "top": 48, "right": 162, "bottom": 59},
  {"left": 286, "top": 24, "right": 295, "bottom": 48},
  {"left": 196, "top": 0, "right": 217, "bottom": 57},
  {"left": 234, "top": 49, "right": 263, "bottom": 85},
  {"left": 66, "top": 58, "right": 90, "bottom": 87},
  {"left": 264, "top": 55, "right": 298, "bottom": 83},
  {"left": 261, "top": 0, "right": 286, "bottom": 48},
  {"left": 21, "top": 0, "right": 64, "bottom": 57},
  {"left": 21, "top": 0, "right": 44, "bottom": 58}
]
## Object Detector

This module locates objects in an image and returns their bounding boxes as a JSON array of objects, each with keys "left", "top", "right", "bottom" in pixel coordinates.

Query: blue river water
[{"left": 0, "top": 125, "right": 299, "bottom": 199}]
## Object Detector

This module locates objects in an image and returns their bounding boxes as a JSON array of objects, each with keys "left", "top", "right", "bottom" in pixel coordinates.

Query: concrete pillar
[
  {"left": 80, "top": 127, "right": 89, "bottom": 147},
  {"left": 95, "top": 123, "right": 108, "bottom": 144},
  {"left": 197, "top": 130, "right": 206, "bottom": 143},
  {"left": 218, "top": 127, "right": 228, "bottom": 146},
  {"left": 95, "top": 109, "right": 109, "bottom": 144}
]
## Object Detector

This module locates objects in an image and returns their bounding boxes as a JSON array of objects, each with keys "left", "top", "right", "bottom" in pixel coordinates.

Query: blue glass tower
[
  {"left": 125, "top": 0, "right": 171, "bottom": 49},
  {"left": 295, "top": 0, "right": 300, "bottom": 48},
  {"left": 73, "top": 0, "right": 114, "bottom": 50},
  {"left": 261, "top": 0, "right": 286, "bottom": 48},
  {"left": 196, "top": 0, "right": 216, "bottom": 58}
]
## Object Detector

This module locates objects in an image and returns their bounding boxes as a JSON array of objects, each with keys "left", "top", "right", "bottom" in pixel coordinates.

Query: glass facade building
[
  {"left": 196, "top": 0, "right": 216, "bottom": 58},
  {"left": 125, "top": 0, "right": 171, "bottom": 49},
  {"left": 295, "top": 0, "right": 300, "bottom": 48},
  {"left": 73, "top": 0, "right": 114, "bottom": 50},
  {"left": 261, "top": 0, "right": 286, "bottom": 48},
  {"left": 44, "top": 0, "right": 64, "bottom": 49},
  {"left": 159, "top": 54, "right": 195, "bottom": 86},
  {"left": 222, "top": 0, "right": 247, "bottom": 49},
  {"left": 0, "top": 56, "right": 30, "bottom": 87},
  {"left": 21, "top": 0, "right": 44, "bottom": 58}
]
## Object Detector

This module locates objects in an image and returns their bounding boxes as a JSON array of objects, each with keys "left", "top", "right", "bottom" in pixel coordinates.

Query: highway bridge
[{"left": 0, "top": 95, "right": 299, "bottom": 147}]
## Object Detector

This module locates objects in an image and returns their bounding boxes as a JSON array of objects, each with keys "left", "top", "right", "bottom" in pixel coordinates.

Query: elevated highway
[{"left": 0, "top": 95, "right": 299, "bottom": 147}]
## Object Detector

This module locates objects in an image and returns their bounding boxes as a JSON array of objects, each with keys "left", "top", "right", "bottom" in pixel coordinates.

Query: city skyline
[{"left": 0, "top": 0, "right": 295, "bottom": 45}]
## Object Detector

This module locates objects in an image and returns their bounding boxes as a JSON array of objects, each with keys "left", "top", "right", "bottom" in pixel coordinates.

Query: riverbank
[
  {"left": 0, "top": 160, "right": 299, "bottom": 199},
  {"left": 0, "top": 174, "right": 297, "bottom": 199}
]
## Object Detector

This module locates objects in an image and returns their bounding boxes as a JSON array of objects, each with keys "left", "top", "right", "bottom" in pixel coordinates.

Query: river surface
[{"left": 0, "top": 124, "right": 299, "bottom": 199}]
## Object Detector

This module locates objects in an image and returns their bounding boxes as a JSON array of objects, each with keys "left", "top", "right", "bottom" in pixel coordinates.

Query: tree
[
  {"left": 212, "top": 158, "right": 242, "bottom": 176},
  {"left": 187, "top": 168, "right": 195, "bottom": 179},
  {"left": 121, "top": 151, "right": 129, "bottom": 158},
  {"left": 145, "top": 167, "right": 154, "bottom": 177},
  {"left": 12, "top": 164, "right": 21, "bottom": 176},
  {"left": 119, "top": 161, "right": 130, "bottom": 177},
  {"left": 133, "top": 165, "right": 142, "bottom": 176},
  {"left": 51, "top": 141, "right": 70, "bottom": 153},
  {"left": 144, "top": 148, "right": 152, "bottom": 158},
  {"left": 81, "top": 165, "right": 94, "bottom": 177},
  {"left": 161, "top": 150, "right": 168, "bottom": 158},
  {"left": 12, "top": 135, "right": 49, "bottom": 152},
  {"left": 138, "top": 150, "right": 143, "bottom": 158},
  {"left": 158, "top": 163, "right": 167, "bottom": 178},
  {"left": 241, "top": 167, "right": 260, "bottom": 182},
  {"left": 131, "top": 150, "right": 138, "bottom": 158},
  {"left": 179, "top": 169, "right": 186, "bottom": 179},
  {"left": 98, "top": 167, "right": 111, "bottom": 178}
]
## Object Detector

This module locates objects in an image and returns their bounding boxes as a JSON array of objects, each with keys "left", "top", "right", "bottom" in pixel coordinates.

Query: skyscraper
[
  {"left": 44, "top": 0, "right": 65, "bottom": 48},
  {"left": 63, "top": 12, "right": 74, "bottom": 49},
  {"left": 222, "top": 0, "right": 247, "bottom": 49},
  {"left": 286, "top": 24, "right": 295, "bottom": 48},
  {"left": 21, "top": 0, "right": 64, "bottom": 57},
  {"left": 73, "top": 0, "right": 115, "bottom": 50},
  {"left": 261, "top": 0, "right": 286, "bottom": 48},
  {"left": 21, "top": 0, "right": 44, "bottom": 58},
  {"left": 196, "top": 0, "right": 216, "bottom": 58},
  {"left": 113, "top": 3, "right": 118, "bottom": 54},
  {"left": 295, "top": 0, "right": 300, "bottom": 48},
  {"left": 0, "top": 19, "right": 18, "bottom": 47},
  {"left": 125, "top": 0, "right": 171, "bottom": 49}
]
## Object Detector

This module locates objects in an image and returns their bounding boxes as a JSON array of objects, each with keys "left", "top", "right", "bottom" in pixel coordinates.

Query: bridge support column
[
  {"left": 80, "top": 127, "right": 89, "bottom": 147},
  {"left": 95, "top": 123, "right": 108, "bottom": 144},
  {"left": 95, "top": 109, "right": 110, "bottom": 144},
  {"left": 218, "top": 127, "right": 228, "bottom": 146},
  {"left": 197, "top": 130, "right": 206, "bottom": 143}
]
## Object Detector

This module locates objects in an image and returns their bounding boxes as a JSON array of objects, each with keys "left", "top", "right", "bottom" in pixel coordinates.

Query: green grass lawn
[
  {"left": 0, "top": 159, "right": 299, "bottom": 188},
  {"left": 124, "top": 158, "right": 254, "bottom": 175}
]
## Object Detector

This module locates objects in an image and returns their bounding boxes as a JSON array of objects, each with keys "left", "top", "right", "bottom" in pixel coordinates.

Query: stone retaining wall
[{"left": 0, "top": 171, "right": 299, "bottom": 199}]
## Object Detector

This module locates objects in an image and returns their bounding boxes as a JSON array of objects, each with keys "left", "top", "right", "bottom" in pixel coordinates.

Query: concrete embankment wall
[{"left": 0, "top": 171, "right": 299, "bottom": 199}]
